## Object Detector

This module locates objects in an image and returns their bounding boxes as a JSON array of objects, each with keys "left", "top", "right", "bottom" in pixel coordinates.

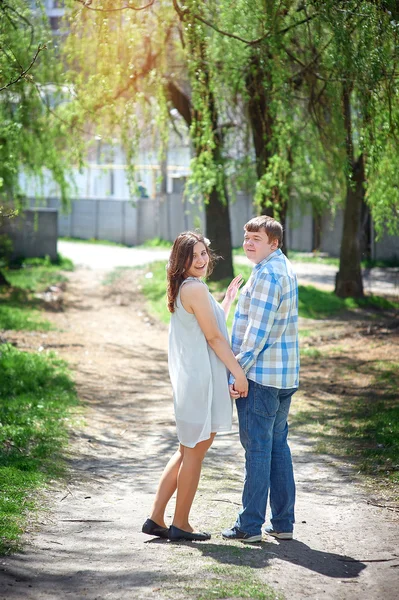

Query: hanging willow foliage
[{"left": 0, "top": 0, "right": 84, "bottom": 209}]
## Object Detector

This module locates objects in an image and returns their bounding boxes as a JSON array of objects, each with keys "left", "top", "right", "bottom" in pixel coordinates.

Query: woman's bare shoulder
[{"left": 180, "top": 279, "right": 208, "bottom": 301}]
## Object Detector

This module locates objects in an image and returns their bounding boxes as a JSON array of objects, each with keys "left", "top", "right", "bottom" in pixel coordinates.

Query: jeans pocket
[{"left": 253, "top": 383, "right": 279, "bottom": 418}]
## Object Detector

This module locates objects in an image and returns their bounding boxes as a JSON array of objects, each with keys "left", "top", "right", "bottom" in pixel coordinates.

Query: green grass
[
  {"left": 60, "top": 236, "right": 128, "bottom": 247},
  {"left": 0, "top": 305, "right": 53, "bottom": 331},
  {"left": 60, "top": 235, "right": 173, "bottom": 249},
  {"left": 5, "top": 255, "right": 74, "bottom": 291},
  {"left": 141, "top": 262, "right": 170, "bottom": 323},
  {"left": 300, "top": 347, "right": 322, "bottom": 359},
  {"left": 137, "top": 237, "right": 172, "bottom": 249},
  {"left": 193, "top": 565, "right": 283, "bottom": 600},
  {"left": 0, "top": 255, "right": 73, "bottom": 332},
  {"left": 289, "top": 251, "right": 340, "bottom": 266},
  {"left": 0, "top": 343, "right": 79, "bottom": 554},
  {"left": 298, "top": 285, "right": 399, "bottom": 318},
  {"left": 292, "top": 359, "right": 399, "bottom": 496}
]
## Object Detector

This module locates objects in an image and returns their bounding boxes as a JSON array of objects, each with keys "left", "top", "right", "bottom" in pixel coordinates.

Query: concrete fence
[
  {"left": 40, "top": 192, "right": 256, "bottom": 249},
  {"left": 16, "top": 193, "right": 399, "bottom": 261}
]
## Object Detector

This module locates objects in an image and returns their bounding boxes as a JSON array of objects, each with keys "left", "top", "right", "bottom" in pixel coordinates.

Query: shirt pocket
[{"left": 253, "top": 383, "right": 279, "bottom": 418}]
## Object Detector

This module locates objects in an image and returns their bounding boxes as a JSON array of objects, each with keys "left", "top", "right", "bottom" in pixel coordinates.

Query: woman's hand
[
  {"left": 229, "top": 384, "right": 240, "bottom": 399},
  {"left": 221, "top": 274, "right": 243, "bottom": 318},
  {"left": 224, "top": 274, "right": 244, "bottom": 304}
]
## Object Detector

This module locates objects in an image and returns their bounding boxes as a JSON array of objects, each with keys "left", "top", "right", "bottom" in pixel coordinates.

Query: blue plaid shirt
[{"left": 231, "top": 249, "right": 299, "bottom": 389}]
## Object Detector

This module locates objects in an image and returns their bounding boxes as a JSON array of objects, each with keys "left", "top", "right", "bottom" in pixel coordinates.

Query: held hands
[
  {"left": 230, "top": 371, "right": 248, "bottom": 398},
  {"left": 229, "top": 384, "right": 240, "bottom": 399}
]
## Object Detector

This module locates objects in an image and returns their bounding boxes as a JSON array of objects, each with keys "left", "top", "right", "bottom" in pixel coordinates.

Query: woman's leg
[
  {"left": 149, "top": 445, "right": 185, "bottom": 527},
  {"left": 172, "top": 433, "right": 216, "bottom": 531}
]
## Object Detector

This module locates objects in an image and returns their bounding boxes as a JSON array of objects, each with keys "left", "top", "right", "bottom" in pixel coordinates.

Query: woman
[{"left": 142, "top": 231, "right": 248, "bottom": 542}]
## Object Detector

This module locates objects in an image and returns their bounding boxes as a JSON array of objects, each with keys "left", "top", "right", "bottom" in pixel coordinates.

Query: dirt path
[{"left": 0, "top": 267, "right": 398, "bottom": 600}]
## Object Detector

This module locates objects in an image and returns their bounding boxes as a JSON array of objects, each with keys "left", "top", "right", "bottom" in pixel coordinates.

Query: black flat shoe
[
  {"left": 142, "top": 518, "right": 169, "bottom": 539},
  {"left": 168, "top": 525, "right": 211, "bottom": 542}
]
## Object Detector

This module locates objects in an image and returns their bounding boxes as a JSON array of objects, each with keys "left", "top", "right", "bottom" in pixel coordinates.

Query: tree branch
[
  {"left": 0, "top": 44, "right": 46, "bottom": 93},
  {"left": 172, "top": 0, "right": 318, "bottom": 46},
  {"left": 165, "top": 79, "right": 192, "bottom": 127}
]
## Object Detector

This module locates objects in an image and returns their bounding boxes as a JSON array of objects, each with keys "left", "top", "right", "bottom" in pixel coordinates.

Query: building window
[{"left": 49, "top": 16, "right": 61, "bottom": 31}]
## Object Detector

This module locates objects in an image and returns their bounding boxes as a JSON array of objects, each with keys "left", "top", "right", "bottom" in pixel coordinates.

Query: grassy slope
[
  {"left": 0, "top": 255, "right": 74, "bottom": 332},
  {"left": 0, "top": 256, "right": 79, "bottom": 555}
]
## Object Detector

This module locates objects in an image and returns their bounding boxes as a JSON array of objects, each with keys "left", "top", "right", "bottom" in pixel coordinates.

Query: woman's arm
[{"left": 181, "top": 282, "right": 248, "bottom": 396}]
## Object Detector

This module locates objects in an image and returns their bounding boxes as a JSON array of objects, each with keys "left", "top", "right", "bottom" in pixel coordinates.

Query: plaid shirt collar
[{"left": 253, "top": 248, "right": 282, "bottom": 272}]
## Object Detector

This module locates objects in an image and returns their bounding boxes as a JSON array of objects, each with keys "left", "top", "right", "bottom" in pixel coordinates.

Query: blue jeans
[{"left": 235, "top": 380, "right": 296, "bottom": 536}]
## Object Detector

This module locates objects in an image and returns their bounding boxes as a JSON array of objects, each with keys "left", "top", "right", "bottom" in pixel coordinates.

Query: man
[{"left": 222, "top": 215, "right": 299, "bottom": 543}]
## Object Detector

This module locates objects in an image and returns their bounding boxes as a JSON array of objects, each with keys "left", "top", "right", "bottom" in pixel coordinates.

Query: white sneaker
[{"left": 264, "top": 526, "right": 293, "bottom": 540}]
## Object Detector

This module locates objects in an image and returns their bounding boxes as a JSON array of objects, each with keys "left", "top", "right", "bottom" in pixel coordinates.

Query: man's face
[{"left": 243, "top": 229, "right": 278, "bottom": 264}]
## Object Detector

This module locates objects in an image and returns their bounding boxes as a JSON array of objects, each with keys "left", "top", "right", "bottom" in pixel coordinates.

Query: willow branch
[
  {"left": 172, "top": 0, "right": 318, "bottom": 45},
  {"left": 0, "top": 1, "right": 35, "bottom": 47},
  {"left": 0, "top": 44, "right": 45, "bottom": 93}
]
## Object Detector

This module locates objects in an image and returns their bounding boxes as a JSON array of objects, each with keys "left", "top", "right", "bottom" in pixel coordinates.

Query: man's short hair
[{"left": 244, "top": 216, "right": 283, "bottom": 248}]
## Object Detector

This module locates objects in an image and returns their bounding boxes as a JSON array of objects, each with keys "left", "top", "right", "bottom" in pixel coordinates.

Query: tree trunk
[
  {"left": 166, "top": 80, "right": 234, "bottom": 281},
  {"left": 359, "top": 197, "right": 371, "bottom": 261},
  {"left": 335, "top": 84, "right": 364, "bottom": 298},
  {"left": 246, "top": 54, "right": 273, "bottom": 185},
  {"left": 245, "top": 52, "right": 289, "bottom": 255},
  {"left": 0, "top": 269, "right": 11, "bottom": 287},
  {"left": 205, "top": 186, "right": 234, "bottom": 280},
  {"left": 335, "top": 154, "right": 365, "bottom": 297}
]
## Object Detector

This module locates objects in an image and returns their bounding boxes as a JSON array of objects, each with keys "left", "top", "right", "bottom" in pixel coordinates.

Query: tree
[
  {"left": 312, "top": 1, "right": 399, "bottom": 297},
  {"left": 63, "top": 0, "right": 235, "bottom": 280},
  {"left": 203, "top": 1, "right": 322, "bottom": 253},
  {"left": 0, "top": 0, "right": 81, "bottom": 207},
  {"left": 0, "top": 1, "right": 80, "bottom": 284}
]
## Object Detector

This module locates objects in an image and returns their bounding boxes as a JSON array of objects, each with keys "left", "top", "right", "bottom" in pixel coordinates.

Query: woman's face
[{"left": 185, "top": 241, "right": 210, "bottom": 278}]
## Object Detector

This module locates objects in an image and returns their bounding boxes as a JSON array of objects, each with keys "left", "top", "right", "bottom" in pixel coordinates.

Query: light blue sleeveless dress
[{"left": 168, "top": 277, "right": 233, "bottom": 448}]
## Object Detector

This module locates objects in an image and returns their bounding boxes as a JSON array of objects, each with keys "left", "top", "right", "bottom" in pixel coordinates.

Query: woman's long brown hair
[{"left": 167, "top": 231, "right": 215, "bottom": 313}]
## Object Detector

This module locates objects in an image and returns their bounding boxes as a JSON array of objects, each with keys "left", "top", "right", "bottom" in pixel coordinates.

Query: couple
[{"left": 142, "top": 215, "right": 299, "bottom": 543}]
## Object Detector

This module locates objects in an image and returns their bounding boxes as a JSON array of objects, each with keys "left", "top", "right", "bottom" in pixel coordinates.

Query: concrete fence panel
[
  {"left": 374, "top": 230, "right": 399, "bottom": 261},
  {"left": 124, "top": 201, "right": 138, "bottom": 246},
  {"left": 71, "top": 200, "right": 97, "bottom": 240},
  {"left": 47, "top": 198, "right": 72, "bottom": 237},
  {"left": 97, "top": 200, "right": 124, "bottom": 243},
  {"left": 286, "top": 203, "right": 313, "bottom": 253},
  {"left": 136, "top": 199, "right": 157, "bottom": 244},
  {"left": 229, "top": 193, "right": 254, "bottom": 247},
  {"left": 320, "top": 210, "right": 344, "bottom": 257},
  {"left": 25, "top": 195, "right": 399, "bottom": 260}
]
